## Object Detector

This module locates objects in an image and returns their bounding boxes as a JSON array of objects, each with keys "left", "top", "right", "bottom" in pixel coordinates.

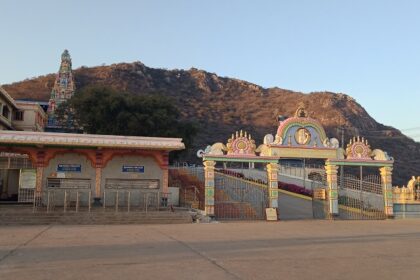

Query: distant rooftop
[{"left": 15, "top": 99, "right": 49, "bottom": 105}]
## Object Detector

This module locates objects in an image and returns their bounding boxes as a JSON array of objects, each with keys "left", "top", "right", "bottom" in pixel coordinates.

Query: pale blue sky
[{"left": 1, "top": 0, "right": 419, "bottom": 140}]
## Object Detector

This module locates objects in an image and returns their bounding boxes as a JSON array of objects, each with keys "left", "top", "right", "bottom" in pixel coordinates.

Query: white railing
[
  {"left": 33, "top": 189, "right": 92, "bottom": 213},
  {"left": 103, "top": 189, "right": 171, "bottom": 212},
  {"left": 278, "top": 163, "right": 325, "bottom": 179},
  {"left": 32, "top": 188, "right": 171, "bottom": 213},
  {"left": 18, "top": 188, "right": 35, "bottom": 203}
]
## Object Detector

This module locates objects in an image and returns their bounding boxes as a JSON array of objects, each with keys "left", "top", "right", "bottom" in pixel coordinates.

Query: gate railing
[
  {"left": 169, "top": 166, "right": 205, "bottom": 209},
  {"left": 18, "top": 188, "right": 35, "bottom": 203},
  {"left": 33, "top": 188, "right": 92, "bottom": 213},
  {"left": 336, "top": 175, "right": 385, "bottom": 219},
  {"left": 173, "top": 166, "right": 205, "bottom": 183},
  {"left": 170, "top": 166, "right": 269, "bottom": 219},
  {"left": 181, "top": 186, "right": 200, "bottom": 208},
  {"left": 32, "top": 189, "right": 171, "bottom": 213},
  {"left": 103, "top": 189, "right": 171, "bottom": 212},
  {"left": 279, "top": 163, "right": 325, "bottom": 179},
  {"left": 214, "top": 172, "right": 268, "bottom": 220}
]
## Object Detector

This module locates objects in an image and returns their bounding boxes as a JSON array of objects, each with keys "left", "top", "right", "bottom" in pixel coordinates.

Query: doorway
[{"left": 0, "top": 169, "right": 20, "bottom": 202}]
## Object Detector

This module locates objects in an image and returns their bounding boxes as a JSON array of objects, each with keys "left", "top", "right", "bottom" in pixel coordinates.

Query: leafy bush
[{"left": 278, "top": 182, "right": 313, "bottom": 197}]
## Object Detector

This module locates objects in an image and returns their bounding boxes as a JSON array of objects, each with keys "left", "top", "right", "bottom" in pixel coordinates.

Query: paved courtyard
[{"left": 1, "top": 220, "right": 420, "bottom": 280}]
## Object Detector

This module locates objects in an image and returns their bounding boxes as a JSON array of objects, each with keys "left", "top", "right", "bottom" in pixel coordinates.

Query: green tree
[{"left": 63, "top": 85, "right": 198, "bottom": 157}]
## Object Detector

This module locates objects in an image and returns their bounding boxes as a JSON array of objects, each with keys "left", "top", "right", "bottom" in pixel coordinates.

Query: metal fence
[
  {"left": 175, "top": 166, "right": 205, "bottom": 182},
  {"left": 337, "top": 174, "right": 386, "bottom": 220},
  {"left": 32, "top": 188, "right": 171, "bottom": 213},
  {"left": 170, "top": 166, "right": 269, "bottom": 220},
  {"left": 169, "top": 166, "right": 205, "bottom": 209},
  {"left": 103, "top": 189, "right": 171, "bottom": 212},
  {"left": 279, "top": 163, "right": 325, "bottom": 179},
  {"left": 18, "top": 188, "right": 35, "bottom": 203},
  {"left": 33, "top": 189, "right": 92, "bottom": 213},
  {"left": 311, "top": 171, "right": 386, "bottom": 220},
  {"left": 214, "top": 172, "right": 268, "bottom": 220},
  {"left": 180, "top": 186, "right": 200, "bottom": 208}
]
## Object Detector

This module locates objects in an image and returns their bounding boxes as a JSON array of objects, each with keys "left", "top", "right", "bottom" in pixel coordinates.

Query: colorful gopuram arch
[{"left": 201, "top": 104, "right": 394, "bottom": 219}]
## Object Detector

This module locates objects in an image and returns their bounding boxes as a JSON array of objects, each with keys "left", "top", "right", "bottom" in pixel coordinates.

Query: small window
[
  {"left": 2, "top": 106, "right": 10, "bottom": 119},
  {"left": 14, "top": 110, "right": 24, "bottom": 121}
]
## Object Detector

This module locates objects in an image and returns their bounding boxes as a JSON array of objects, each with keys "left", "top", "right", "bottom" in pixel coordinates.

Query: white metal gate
[
  {"left": 214, "top": 173, "right": 268, "bottom": 220},
  {"left": 337, "top": 174, "right": 386, "bottom": 220}
]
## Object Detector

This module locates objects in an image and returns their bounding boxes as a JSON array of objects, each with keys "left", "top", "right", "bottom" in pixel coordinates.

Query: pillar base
[{"left": 93, "top": 197, "right": 102, "bottom": 207}]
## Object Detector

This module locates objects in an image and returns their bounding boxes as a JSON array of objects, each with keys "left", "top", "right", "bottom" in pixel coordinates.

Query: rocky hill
[{"left": 3, "top": 62, "right": 420, "bottom": 185}]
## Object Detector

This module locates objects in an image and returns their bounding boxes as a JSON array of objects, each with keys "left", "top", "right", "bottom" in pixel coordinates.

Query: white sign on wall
[{"left": 19, "top": 169, "right": 36, "bottom": 189}]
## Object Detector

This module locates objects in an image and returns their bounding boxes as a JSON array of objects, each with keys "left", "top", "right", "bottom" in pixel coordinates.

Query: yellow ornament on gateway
[{"left": 237, "top": 141, "right": 247, "bottom": 150}]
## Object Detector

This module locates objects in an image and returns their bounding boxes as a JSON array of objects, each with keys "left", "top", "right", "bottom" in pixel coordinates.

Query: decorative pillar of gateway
[
  {"left": 204, "top": 160, "right": 216, "bottom": 216},
  {"left": 266, "top": 163, "right": 279, "bottom": 208},
  {"left": 325, "top": 163, "right": 339, "bottom": 215},
  {"left": 380, "top": 166, "right": 394, "bottom": 217}
]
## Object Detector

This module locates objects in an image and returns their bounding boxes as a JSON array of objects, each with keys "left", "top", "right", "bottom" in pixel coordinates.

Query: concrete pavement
[
  {"left": 1, "top": 220, "right": 420, "bottom": 280},
  {"left": 278, "top": 192, "right": 313, "bottom": 220}
]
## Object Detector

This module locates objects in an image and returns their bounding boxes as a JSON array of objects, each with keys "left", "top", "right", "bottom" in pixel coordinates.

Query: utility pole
[
  {"left": 337, "top": 118, "right": 346, "bottom": 188},
  {"left": 303, "top": 158, "right": 306, "bottom": 190}
]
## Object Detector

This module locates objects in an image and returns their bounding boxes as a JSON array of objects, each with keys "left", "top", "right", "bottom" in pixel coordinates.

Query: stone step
[
  {"left": 0, "top": 211, "right": 192, "bottom": 216},
  {"left": 0, "top": 207, "right": 194, "bottom": 225},
  {"left": 0, "top": 216, "right": 193, "bottom": 225},
  {"left": 0, "top": 219, "right": 192, "bottom": 225},
  {"left": 0, "top": 206, "right": 192, "bottom": 213},
  {"left": 0, "top": 214, "right": 193, "bottom": 219}
]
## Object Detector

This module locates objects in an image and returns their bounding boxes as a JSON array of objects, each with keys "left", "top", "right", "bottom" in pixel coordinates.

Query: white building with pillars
[{"left": 0, "top": 130, "right": 184, "bottom": 205}]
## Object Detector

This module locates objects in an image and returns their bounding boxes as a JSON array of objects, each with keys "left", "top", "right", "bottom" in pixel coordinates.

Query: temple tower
[{"left": 46, "top": 50, "right": 76, "bottom": 130}]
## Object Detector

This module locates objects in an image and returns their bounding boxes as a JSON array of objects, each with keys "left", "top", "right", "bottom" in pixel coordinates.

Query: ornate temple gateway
[{"left": 200, "top": 104, "right": 394, "bottom": 220}]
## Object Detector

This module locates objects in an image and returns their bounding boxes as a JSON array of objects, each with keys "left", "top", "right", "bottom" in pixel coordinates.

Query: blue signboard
[
  {"left": 122, "top": 165, "right": 145, "bottom": 173},
  {"left": 57, "top": 164, "right": 82, "bottom": 172}
]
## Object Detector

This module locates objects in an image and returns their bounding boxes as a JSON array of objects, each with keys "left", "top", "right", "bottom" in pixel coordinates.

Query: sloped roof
[{"left": 0, "top": 85, "right": 18, "bottom": 109}]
